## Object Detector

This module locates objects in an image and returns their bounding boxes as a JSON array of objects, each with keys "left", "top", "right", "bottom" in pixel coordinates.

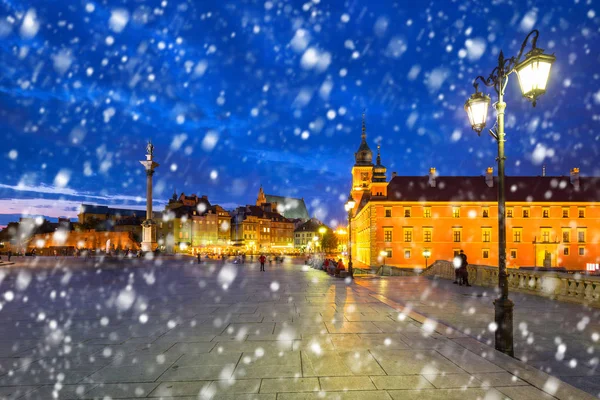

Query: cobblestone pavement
[
  {"left": 355, "top": 275, "right": 600, "bottom": 398},
  {"left": 0, "top": 256, "right": 595, "bottom": 399}
]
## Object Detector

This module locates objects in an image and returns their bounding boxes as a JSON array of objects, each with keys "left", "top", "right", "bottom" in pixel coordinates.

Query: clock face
[{"left": 361, "top": 172, "right": 369, "bottom": 181}]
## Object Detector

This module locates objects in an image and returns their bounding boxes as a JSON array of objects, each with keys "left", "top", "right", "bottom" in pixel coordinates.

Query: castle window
[
  {"left": 482, "top": 207, "right": 489, "bottom": 218},
  {"left": 564, "top": 248, "right": 569, "bottom": 256},
  {"left": 506, "top": 208, "right": 513, "bottom": 218},
  {"left": 423, "top": 227, "right": 432, "bottom": 243},
  {"left": 513, "top": 228, "right": 522, "bottom": 243},
  {"left": 452, "top": 228, "right": 462, "bottom": 242},
  {"left": 578, "top": 208, "right": 585, "bottom": 218},
  {"left": 384, "top": 228, "right": 393, "bottom": 242},
  {"left": 452, "top": 207, "right": 460, "bottom": 218},
  {"left": 482, "top": 228, "right": 491, "bottom": 243},
  {"left": 404, "top": 207, "right": 411, "bottom": 217},
  {"left": 543, "top": 208, "right": 549, "bottom": 218},
  {"left": 423, "top": 207, "right": 431, "bottom": 218},
  {"left": 562, "top": 208, "right": 569, "bottom": 218},
  {"left": 483, "top": 249, "right": 490, "bottom": 259},
  {"left": 403, "top": 228, "right": 413, "bottom": 242},
  {"left": 523, "top": 208, "right": 530, "bottom": 218},
  {"left": 385, "top": 208, "right": 392, "bottom": 218}
]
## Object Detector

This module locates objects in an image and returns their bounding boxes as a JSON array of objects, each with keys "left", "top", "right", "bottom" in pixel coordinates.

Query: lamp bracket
[{"left": 489, "top": 129, "right": 498, "bottom": 141}]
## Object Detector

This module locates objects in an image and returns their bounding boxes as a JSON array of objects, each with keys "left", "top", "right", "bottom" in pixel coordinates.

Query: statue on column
[{"left": 140, "top": 141, "right": 159, "bottom": 252}]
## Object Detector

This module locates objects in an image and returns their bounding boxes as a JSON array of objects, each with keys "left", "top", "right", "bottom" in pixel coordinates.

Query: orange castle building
[{"left": 349, "top": 117, "right": 599, "bottom": 272}]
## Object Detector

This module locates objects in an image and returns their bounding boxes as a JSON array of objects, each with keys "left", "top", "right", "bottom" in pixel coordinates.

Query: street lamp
[
  {"left": 344, "top": 192, "right": 356, "bottom": 279},
  {"left": 379, "top": 250, "right": 387, "bottom": 266},
  {"left": 464, "top": 29, "right": 555, "bottom": 357},
  {"left": 423, "top": 249, "right": 431, "bottom": 269},
  {"left": 319, "top": 226, "right": 326, "bottom": 254}
]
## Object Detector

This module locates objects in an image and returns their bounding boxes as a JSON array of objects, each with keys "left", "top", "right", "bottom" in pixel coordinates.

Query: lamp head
[
  {"left": 464, "top": 89, "right": 491, "bottom": 134},
  {"left": 514, "top": 47, "right": 556, "bottom": 107}
]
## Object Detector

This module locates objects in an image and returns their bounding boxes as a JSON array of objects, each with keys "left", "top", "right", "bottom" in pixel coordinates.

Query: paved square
[{"left": 0, "top": 257, "right": 595, "bottom": 399}]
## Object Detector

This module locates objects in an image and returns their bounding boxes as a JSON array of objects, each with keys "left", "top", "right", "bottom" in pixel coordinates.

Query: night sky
[{"left": 0, "top": 0, "right": 599, "bottom": 227}]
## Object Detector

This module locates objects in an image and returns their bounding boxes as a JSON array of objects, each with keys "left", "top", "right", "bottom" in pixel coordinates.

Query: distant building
[
  {"left": 294, "top": 218, "right": 326, "bottom": 251},
  {"left": 256, "top": 187, "right": 310, "bottom": 221},
  {"left": 230, "top": 203, "right": 294, "bottom": 253},
  {"left": 158, "top": 192, "right": 231, "bottom": 253}
]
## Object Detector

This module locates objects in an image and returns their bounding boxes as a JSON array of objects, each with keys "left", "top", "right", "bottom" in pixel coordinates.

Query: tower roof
[
  {"left": 354, "top": 111, "right": 373, "bottom": 166},
  {"left": 372, "top": 144, "right": 387, "bottom": 182}
]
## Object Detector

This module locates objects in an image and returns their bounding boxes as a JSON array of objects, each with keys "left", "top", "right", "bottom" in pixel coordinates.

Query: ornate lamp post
[
  {"left": 319, "top": 226, "right": 326, "bottom": 254},
  {"left": 464, "top": 29, "right": 555, "bottom": 357},
  {"left": 423, "top": 249, "right": 431, "bottom": 269},
  {"left": 344, "top": 193, "right": 356, "bottom": 279}
]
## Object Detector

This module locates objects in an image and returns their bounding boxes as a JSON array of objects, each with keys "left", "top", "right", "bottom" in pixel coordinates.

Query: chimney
[
  {"left": 542, "top": 164, "right": 546, "bottom": 177},
  {"left": 570, "top": 168, "right": 580, "bottom": 189},
  {"left": 391, "top": 171, "right": 397, "bottom": 178},
  {"left": 485, "top": 167, "right": 494, "bottom": 188},
  {"left": 428, "top": 168, "right": 436, "bottom": 187},
  {"left": 201, "top": 195, "right": 208, "bottom": 200}
]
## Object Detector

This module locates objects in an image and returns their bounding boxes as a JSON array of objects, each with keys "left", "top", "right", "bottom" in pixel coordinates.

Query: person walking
[
  {"left": 459, "top": 250, "right": 471, "bottom": 287},
  {"left": 7, "top": 250, "right": 12, "bottom": 262},
  {"left": 259, "top": 254, "right": 266, "bottom": 271}
]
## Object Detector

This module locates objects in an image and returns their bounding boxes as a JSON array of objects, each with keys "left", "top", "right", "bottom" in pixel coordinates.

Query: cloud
[{"left": 0, "top": 182, "right": 146, "bottom": 203}]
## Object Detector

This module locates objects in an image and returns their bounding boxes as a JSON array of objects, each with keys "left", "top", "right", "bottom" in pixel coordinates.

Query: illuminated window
[
  {"left": 577, "top": 228, "right": 586, "bottom": 243},
  {"left": 482, "top": 207, "right": 489, "bottom": 218},
  {"left": 404, "top": 249, "right": 411, "bottom": 259},
  {"left": 384, "top": 228, "right": 393, "bottom": 242},
  {"left": 385, "top": 248, "right": 392, "bottom": 258},
  {"left": 482, "top": 228, "right": 492, "bottom": 243},
  {"left": 403, "top": 228, "right": 413, "bottom": 242},
  {"left": 523, "top": 208, "right": 530, "bottom": 218},
  {"left": 483, "top": 249, "right": 489, "bottom": 259},
  {"left": 564, "top": 248, "right": 569, "bottom": 256},
  {"left": 423, "top": 227, "right": 432, "bottom": 243},
  {"left": 385, "top": 208, "right": 392, "bottom": 218},
  {"left": 543, "top": 208, "right": 549, "bottom": 218},
  {"left": 578, "top": 208, "right": 585, "bottom": 218},
  {"left": 423, "top": 207, "right": 431, "bottom": 218},
  {"left": 513, "top": 228, "right": 522, "bottom": 243},
  {"left": 452, "top": 207, "right": 460, "bottom": 218},
  {"left": 452, "top": 228, "right": 462, "bottom": 243},
  {"left": 562, "top": 208, "right": 569, "bottom": 218},
  {"left": 506, "top": 208, "right": 513, "bottom": 218},
  {"left": 541, "top": 228, "right": 551, "bottom": 243}
]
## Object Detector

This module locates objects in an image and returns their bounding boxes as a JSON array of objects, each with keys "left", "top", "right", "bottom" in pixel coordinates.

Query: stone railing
[{"left": 421, "top": 260, "right": 600, "bottom": 307}]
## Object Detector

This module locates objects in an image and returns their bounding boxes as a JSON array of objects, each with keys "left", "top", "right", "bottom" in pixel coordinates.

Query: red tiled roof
[{"left": 385, "top": 176, "right": 600, "bottom": 203}]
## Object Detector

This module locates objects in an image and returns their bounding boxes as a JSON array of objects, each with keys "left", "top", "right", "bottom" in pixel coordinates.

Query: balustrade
[{"left": 421, "top": 260, "right": 600, "bottom": 307}]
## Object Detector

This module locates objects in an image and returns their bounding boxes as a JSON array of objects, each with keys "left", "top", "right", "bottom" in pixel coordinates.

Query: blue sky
[{"left": 0, "top": 0, "right": 599, "bottom": 227}]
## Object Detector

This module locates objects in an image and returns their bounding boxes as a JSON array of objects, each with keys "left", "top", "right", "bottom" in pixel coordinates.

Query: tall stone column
[{"left": 140, "top": 141, "right": 159, "bottom": 252}]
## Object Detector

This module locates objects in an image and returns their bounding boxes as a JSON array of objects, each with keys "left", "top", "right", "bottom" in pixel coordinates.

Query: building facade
[
  {"left": 158, "top": 192, "right": 231, "bottom": 253},
  {"left": 349, "top": 119, "right": 600, "bottom": 272},
  {"left": 230, "top": 204, "right": 294, "bottom": 253},
  {"left": 293, "top": 218, "right": 326, "bottom": 251}
]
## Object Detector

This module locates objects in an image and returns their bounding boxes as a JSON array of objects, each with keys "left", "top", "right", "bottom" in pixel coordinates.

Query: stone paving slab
[{"left": 0, "top": 257, "right": 596, "bottom": 400}]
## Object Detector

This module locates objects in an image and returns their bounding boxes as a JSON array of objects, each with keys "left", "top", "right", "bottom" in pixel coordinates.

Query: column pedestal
[{"left": 141, "top": 219, "right": 157, "bottom": 252}]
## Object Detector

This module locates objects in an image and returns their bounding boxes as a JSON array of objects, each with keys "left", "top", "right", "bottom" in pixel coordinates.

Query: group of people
[
  {"left": 453, "top": 249, "right": 471, "bottom": 286},
  {"left": 317, "top": 258, "right": 346, "bottom": 276}
]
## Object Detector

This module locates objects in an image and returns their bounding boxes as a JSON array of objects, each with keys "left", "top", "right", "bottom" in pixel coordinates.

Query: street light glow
[
  {"left": 515, "top": 49, "right": 556, "bottom": 106},
  {"left": 464, "top": 91, "right": 491, "bottom": 134}
]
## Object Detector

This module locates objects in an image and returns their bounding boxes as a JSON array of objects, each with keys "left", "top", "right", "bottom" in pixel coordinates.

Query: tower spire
[
  {"left": 376, "top": 144, "right": 381, "bottom": 165},
  {"left": 361, "top": 109, "right": 366, "bottom": 141}
]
